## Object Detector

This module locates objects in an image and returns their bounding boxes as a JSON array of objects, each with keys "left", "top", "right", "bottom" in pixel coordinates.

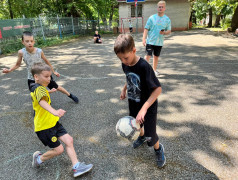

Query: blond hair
[
  {"left": 114, "top": 34, "right": 135, "bottom": 54},
  {"left": 158, "top": 1, "right": 166, "bottom": 6},
  {"left": 31, "top": 62, "right": 51, "bottom": 77}
]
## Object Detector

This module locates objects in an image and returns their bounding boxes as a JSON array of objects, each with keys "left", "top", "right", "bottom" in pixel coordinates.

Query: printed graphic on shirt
[{"left": 126, "top": 72, "right": 141, "bottom": 102}]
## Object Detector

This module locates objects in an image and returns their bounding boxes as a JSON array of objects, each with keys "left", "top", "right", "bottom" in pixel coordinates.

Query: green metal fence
[{"left": 0, "top": 16, "right": 103, "bottom": 54}]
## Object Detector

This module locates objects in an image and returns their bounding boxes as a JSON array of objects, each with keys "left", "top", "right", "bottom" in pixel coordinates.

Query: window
[{"left": 131, "top": 4, "right": 142, "bottom": 17}]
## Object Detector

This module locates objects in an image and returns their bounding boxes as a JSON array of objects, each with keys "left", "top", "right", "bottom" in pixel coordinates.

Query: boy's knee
[
  {"left": 66, "top": 135, "right": 74, "bottom": 146},
  {"left": 55, "top": 145, "right": 64, "bottom": 155}
]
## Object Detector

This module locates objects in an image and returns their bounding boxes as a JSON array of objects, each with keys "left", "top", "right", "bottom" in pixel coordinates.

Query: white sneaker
[
  {"left": 32, "top": 151, "right": 42, "bottom": 168},
  {"left": 73, "top": 162, "right": 93, "bottom": 177},
  {"left": 154, "top": 71, "right": 159, "bottom": 76}
]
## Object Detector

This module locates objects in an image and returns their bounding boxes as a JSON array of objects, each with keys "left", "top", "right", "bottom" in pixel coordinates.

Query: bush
[{"left": 220, "top": 16, "right": 232, "bottom": 30}]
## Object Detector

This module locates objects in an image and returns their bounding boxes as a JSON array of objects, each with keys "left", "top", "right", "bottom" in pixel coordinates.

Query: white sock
[
  {"left": 73, "top": 162, "right": 80, "bottom": 169},
  {"left": 37, "top": 155, "right": 43, "bottom": 164}
]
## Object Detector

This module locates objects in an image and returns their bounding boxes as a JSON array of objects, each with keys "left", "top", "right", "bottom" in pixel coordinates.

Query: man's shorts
[
  {"left": 36, "top": 122, "right": 67, "bottom": 148},
  {"left": 145, "top": 44, "right": 162, "bottom": 57},
  {"left": 129, "top": 100, "right": 159, "bottom": 147},
  {"left": 28, "top": 75, "right": 58, "bottom": 91}
]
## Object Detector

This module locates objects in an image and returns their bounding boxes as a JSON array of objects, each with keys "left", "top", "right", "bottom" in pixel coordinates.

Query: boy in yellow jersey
[{"left": 30, "top": 62, "right": 93, "bottom": 178}]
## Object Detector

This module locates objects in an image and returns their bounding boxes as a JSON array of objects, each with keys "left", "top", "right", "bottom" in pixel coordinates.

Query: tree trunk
[
  {"left": 8, "top": 0, "right": 14, "bottom": 19},
  {"left": 208, "top": 7, "right": 212, "bottom": 27},
  {"left": 214, "top": 14, "right": 221, "bottom": 27},
  {"left": 109, "top": 6, "right": 114, "bottom": 31},
  {"left": 231, "top": 5, "right": 238, "bottom": 32}
]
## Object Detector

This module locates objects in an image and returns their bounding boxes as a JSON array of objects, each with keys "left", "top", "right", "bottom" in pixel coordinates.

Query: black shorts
[
  {"left": 96, "top": 38, "right": 101, "bottom": 43},
  {"left": 129, "top": 100, "right": 159, "bottom": 147},
  {"left": 28, "top": 75, "right": 58, "bottom": 91},
  {"left": 36, "top": 122, "right": 67, "bottom": 148},
  {"left": 145, "top": 44, "right": 162, "bottom": 57},
  {"left": 129, "top": 27, "right": 133, "bottom": 33}
]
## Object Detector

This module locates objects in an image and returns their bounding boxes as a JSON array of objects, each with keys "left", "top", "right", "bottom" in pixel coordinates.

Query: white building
[{"left": 117, "top": 0, "right": 191, "bottom": 33}]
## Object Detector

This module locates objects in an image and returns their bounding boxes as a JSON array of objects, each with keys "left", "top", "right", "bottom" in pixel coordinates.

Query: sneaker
[
  {"left": 154, "top": 71, "right": 159, "bottom": 76},
  {"left": 133, "top": 136, "right": 147, "bottom": 149},
  {"left": 69, "top": 93, "right": 79, "bottom": 103},
  {"left": 73, "top": 162, "right": 93, "bottom": 177},
  {"left": 155, "top": 143, "right": 166, "bottom": 168},
  {"left": 32, "top": 151, "right": 42, "bottom": 168}
]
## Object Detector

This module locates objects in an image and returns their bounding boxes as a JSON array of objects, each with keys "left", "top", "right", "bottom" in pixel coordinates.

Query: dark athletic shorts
[
  {"left": 129, "top": 100, "right": 159, "bottom": 147},
  {"left": 129, "top": 27, "right": 133, "bottom": 33},
  {"left": 28, "top": 75, "right": 58, "bottom": 91},
  {"left": 36, "top": 122, "right": 67, "bottom": 148},
  {"left": 145, "top": 44, "right": 162, "bottom": 57}
]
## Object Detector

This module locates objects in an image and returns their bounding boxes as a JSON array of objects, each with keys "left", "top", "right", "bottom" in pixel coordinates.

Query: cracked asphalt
[{"left": 0, "top": 29, "right": 238, "bottom": 180}]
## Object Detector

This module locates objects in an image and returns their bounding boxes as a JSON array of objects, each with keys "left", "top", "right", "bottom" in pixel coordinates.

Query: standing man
[{"left": 142, "top": 1, "right": 171, "bottom": 76}]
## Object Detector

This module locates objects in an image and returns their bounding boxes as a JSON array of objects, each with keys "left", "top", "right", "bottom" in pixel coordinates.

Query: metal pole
[
  {"left": 135, "top": 0, "right": 138, "bottom": 33},
  {"left": 39, "top": 15, "right": 46, "bottom": 41},
  {"left": 57, "top": 15, "right": 63, "bottom": 39},
  {"left": 71, "top": 15, "right": 75, "bottom": 35}
]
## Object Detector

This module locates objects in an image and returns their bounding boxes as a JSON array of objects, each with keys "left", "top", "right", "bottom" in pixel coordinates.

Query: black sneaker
[
  {"left": 69, "top": 93, "right": 79, "bottom": 103},
  {"left": 133, "top": 136, "right": 146, "bottom": 149},
  {"left": 155, "top": 143, "right": 166, "bottom": 168}
]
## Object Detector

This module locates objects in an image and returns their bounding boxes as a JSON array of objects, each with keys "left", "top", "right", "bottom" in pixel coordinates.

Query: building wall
[{"left": 118, "top": 0, "right": 191, "bottom": 33}]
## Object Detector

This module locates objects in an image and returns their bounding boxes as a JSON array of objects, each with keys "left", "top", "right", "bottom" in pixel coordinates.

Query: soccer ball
[{"left": 116, "top": 116, "right": 140, "bottom": 140}]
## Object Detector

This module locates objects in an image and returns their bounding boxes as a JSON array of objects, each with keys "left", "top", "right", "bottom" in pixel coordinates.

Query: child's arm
[
  {"left": 2, "top": 50, "right": 23, "bottom": 73},
  {"left": 136, "top": 86, "right": 162, "bottom": 124},
  {"left": 142, "top": 29, "right": 148, "bottom": 46},
  {"left": 39, "top": 98, "right": 66, "bottom": 117},
  {"left": 41, "top": 51, "right": 60, "bottom": 77},
  {"left": 120, "top": 83, "right": 127, "bottom": 100}
]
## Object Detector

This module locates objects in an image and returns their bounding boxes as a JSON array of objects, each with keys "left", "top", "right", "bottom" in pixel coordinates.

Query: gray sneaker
[
  {"left": 133, "top": 136, "right": 147, "bottom": 149},
  {"left": 73, "top": 162, "right": 93, "bottom": 177},
  {"left": 155, "top": 143, "right": 166, "bottom": 168},
  {"left": 32, "top": 151, "right": 42, "bottom": 168}
]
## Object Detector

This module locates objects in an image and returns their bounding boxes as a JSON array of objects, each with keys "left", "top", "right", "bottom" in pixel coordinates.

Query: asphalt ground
[{"left": 0, "top": 29, "right": 238, "bottom": 180}]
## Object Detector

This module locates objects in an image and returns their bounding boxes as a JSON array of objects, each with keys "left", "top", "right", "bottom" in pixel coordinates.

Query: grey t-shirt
[{"left": 22, "top": 48, "right": 44, "bottom": 80}]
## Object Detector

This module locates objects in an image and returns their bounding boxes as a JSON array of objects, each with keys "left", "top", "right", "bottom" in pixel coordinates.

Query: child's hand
[
  {"left": 2, "top": 68, "right": 10, "bottom": 73},
  {"left": 54, "top": 109, "right": 66, "bottom": 117},
  {"left": 48, "top": 88, "right": 57, "bottom": 93},
  {"left": 54, "top": 71, "right": 60, "bottom": 77},
  {"left": 136, "top": 108, "right": 147, "bottom": 124},
  {"left": 120, "top": 89, "right": 127, "bottom": 100}
]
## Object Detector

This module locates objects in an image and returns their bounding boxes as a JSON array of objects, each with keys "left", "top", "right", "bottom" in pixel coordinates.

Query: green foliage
[
  {"left": 220, "top": 15, "right": 232, "bottom": 30},
  {"left": 0, "top": 35, "right": 80, "bottom": 54},
  {"left": 191, "top": 0, "right": 238, "bottom": 28}
]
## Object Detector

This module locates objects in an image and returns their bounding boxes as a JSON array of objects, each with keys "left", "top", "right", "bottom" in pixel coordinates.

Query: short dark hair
[
  {"left": 114, "top": 34, "right": 135, "bottom": 54},
  {"left": 22, "top": 31, "right": 33, "bottom": 41},
  {"left": 31, "top": 63, "right": 51, "bottom": 77}
]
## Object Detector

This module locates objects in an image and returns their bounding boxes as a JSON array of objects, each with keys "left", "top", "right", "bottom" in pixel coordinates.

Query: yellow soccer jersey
[{"left": 30, "top": 84, "right": 59, "bottom": 132}]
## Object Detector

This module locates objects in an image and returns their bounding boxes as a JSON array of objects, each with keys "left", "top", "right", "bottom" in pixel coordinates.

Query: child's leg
[
  {"left": 139, "top": 127, "right": 144, "bottom": 136},
  {"left": 57, "top": 86, "right": 70, "bottom": 96},
  {"left": 40, "top": 144, "right": 64, "bottom": 162},
  {"left": 57, "top": 86, "right": 78, "bottom": 103},
  {"left": 154, "top": 140, "right": 160, "bottom": 150},
  {"left": 59, "top": 134, "right": 78, "bottom": 166}
]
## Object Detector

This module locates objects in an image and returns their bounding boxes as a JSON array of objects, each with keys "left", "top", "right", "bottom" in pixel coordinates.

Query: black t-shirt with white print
[{"left": 122, "top": 57, "right": 161, "bottom": 116}]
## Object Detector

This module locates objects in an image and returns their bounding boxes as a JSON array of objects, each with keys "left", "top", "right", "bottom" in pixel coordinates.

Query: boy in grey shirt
[{"left": 2, "top": 31, "right": 78, "bottom": 103}]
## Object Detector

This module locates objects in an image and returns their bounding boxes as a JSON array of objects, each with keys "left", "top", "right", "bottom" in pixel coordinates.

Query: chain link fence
[{"left": 0, "top": 16, "right": 111, "bottom": 54}]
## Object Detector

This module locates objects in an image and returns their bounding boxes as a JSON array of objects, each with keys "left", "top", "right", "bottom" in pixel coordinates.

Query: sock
[
  {"left": 73, "top": 162, "right": 80, "bottom": 169},
  {"left": 154, "top": 145, "right": 161, "bottom": 152},
  {"left": 68, "top": 93, "right": 72, "bottom": 98},
  {"left": 141, "top": 135, "right": 145, "bottom": 139},
  {"left": 37, "top": 155, "right": 43, "bottom": 164}
]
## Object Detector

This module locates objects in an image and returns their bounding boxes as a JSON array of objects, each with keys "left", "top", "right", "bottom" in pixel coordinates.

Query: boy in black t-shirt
[
  {"left": 94, "top": 31, "right": 102, "bottom": 43},
  {"left": 114, "top": 34, "right": 166, "bottom": 168}
]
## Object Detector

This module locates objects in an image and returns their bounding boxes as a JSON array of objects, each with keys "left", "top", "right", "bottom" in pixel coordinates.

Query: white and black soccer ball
[{"left": 116, "top": 116, "right": 140, "bottom": 140}]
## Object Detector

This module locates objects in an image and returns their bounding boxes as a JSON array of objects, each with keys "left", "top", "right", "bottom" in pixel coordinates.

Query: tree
[{"left": 231, "top": 5, "right": 238, "bottom": 31}]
